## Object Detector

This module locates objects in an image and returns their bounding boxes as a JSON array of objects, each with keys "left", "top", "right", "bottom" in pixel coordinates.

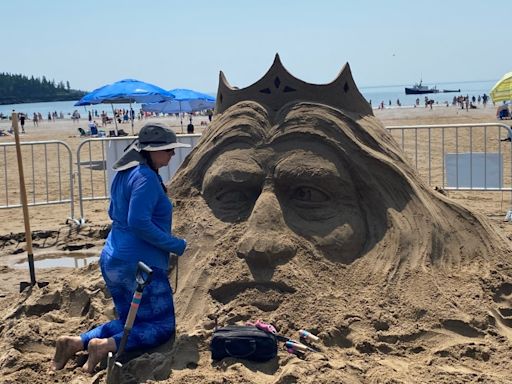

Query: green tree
[{"left": 0, "top": 72, "right": 86, "bottom": 104}]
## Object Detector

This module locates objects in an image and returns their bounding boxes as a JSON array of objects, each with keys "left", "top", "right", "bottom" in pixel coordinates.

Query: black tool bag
[{"left": 210, "top": 325, "right": 277, "bottom": 362}]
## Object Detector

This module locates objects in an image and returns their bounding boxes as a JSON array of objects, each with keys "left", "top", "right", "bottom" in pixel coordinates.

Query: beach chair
[
  {"left": 499, "top": 108, "right": 510, "bottom": 120},
  {"left": 107, "top": 129, "right": 128, "bottom": 137},
  {"left": 78, "top": 127, "right": 90, "bottom": 137}
]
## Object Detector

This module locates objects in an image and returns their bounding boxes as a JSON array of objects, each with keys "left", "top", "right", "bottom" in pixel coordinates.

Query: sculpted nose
[{"left": 236, "top": 191, "right": 297, "bottom": 266}]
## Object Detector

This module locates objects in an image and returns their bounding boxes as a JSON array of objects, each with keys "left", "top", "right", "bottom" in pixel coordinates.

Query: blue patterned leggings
[{"left": 80, "top": 253, "right": 175, "bottom": 352}]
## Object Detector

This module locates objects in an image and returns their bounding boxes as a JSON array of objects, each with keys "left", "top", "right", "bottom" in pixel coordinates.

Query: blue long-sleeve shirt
[{"left": 102, "top": 164, "right": 186, "bottom": 270}]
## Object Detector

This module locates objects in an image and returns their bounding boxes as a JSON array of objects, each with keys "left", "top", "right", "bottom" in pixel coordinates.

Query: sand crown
[{"left": 215, "top": 53, "right": 373, "bottom": 118}]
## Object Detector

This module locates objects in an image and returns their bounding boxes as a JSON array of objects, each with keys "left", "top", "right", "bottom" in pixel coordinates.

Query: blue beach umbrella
[
  {"left": 141, "top": 88, "right": 215, "bottom": 132},
  {"left": 75, "top": 79, "right": 174, "bottom": 134},
  {"left": 74, "top": 85, "right": 110, "bottom": 107}
]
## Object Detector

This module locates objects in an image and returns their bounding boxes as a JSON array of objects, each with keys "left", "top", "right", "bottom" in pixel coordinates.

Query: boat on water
[
  {"left": 404, "top": 80, "right": 439, "bottom": 95},
  {"left": 442, "top": 88, "right": 460, "bottom": 93}
]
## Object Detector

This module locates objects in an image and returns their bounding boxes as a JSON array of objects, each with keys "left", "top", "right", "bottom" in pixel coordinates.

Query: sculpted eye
[
  {"left": 216, "top": 190, "right": 249, "bottom": 204},
  {"left": 290, "top": 186, "right": 329, "bottom": 203},
  {"left": 203, "top": 183, "right": 261, "bottom": 222}
]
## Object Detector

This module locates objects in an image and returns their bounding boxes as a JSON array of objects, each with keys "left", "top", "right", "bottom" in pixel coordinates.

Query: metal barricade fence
[
  {"left": 0, "top": 140, "right": 75, "bottom": 218},
  {"left": 75, "top": 137, "right": 110, "bottom": 223},
  {"left": 386, "top": 122, "right": 512, "bottom": 219},
  {"left": 385, "top": 123, "right": 512, "bottom": 192}
]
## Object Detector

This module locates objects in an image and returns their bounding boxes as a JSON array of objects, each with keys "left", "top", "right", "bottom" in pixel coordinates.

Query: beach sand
[{"left": 1, "top": 104, "right": 512, "bottom": 383}]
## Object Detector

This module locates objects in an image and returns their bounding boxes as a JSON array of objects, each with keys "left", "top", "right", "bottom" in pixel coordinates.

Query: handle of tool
[
  {"left": 137, "top": 261, "right": 152, "bottom": 276},
  {"left": 126, "top": 289, "right": 142, "bottom": 329},
  {"left": 116, "top": 262, "right": 152, "bottom": 357},
  {"left": 107, "top": 264, "right": 153, "bottom": 379},
  {"left": 116, "top": 286, "right": 142, "bottom": 358},
  {"left": 12, "top": 112, "right": 36, "bottom": 287},
  {"left": 136, "top": 261, "right": 153, "bottom": 287}
]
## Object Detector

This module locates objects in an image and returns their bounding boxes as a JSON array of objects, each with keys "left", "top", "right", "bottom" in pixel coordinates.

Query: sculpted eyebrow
[
  {"left": 275, "top": 160, "right": 351, "bottom": 184},
  {"left": 203, "top": 156, "right": 264, "bottom": 187},
  {"left": 210, "top": 120, "right": 266, "bottom": 147},
  {"left": 207, "top": 169, "right": 260, "bottom": 183},
  {"left": 276, "top": 170, "right": 347, "bottom": 193}
]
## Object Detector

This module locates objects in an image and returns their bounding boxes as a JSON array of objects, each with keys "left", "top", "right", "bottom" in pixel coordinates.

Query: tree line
[{"left": 0, "top": 72, "right": 86, "bottom": 104}]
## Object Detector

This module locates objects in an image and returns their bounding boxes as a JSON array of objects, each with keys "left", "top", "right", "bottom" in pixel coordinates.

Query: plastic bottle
[
  {"left": 299, "top": 329, "right": 319, "bottom": 342},
  {"left": 285, "top": 340, "right": 310, "bottom": 352}
]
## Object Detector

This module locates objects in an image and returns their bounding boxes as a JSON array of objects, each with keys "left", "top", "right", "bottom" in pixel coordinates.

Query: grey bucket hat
[
  {"left": 113, "top": 123, "right": 191, "bottom": 171},
  {"left": 137, "top": 123, "right": 190, "bottom": 151}
]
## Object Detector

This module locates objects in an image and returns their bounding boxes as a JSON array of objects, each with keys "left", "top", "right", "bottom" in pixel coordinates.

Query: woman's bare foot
[
  {"left": 52, "top": 336, "right": 83, "bottom": 370},
  {"left": 82, "top": 337, "right": 117, "bottom": 374}
]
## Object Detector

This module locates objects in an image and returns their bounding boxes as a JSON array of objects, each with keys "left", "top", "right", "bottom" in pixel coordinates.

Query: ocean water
[
  {"left": 359, "top": 79, "right": 496, "bottom": 108},
  {"left": 0, "top": 80, "right": 498, "bottom": 118}
]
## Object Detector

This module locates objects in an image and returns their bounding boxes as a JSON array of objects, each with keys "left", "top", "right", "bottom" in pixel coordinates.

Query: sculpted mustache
[{"left": 209, "top": 281, "right": 296, "bottom": 304}]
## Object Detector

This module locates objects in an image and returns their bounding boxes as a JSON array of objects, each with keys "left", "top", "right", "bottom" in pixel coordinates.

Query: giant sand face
[{"left": 168, "top": 55, "right": 512, "bottom": 381}]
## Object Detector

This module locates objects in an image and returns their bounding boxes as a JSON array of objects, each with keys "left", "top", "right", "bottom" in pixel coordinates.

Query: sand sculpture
[
  {"left": 169, "top": 55, "right": 512, "bottom": 382},
  {"left": 1, "top": 55, "right": 512, "bottom": 383}
]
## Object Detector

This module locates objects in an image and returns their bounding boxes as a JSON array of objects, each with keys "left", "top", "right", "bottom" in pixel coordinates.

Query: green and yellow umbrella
[{"left": 490, "top": 72, "right": 512, "bottom": 102}]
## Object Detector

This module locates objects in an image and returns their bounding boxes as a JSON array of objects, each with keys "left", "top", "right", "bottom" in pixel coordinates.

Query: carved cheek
[{"left": 312, "top": 220, "right": 366, "bottom": 263}]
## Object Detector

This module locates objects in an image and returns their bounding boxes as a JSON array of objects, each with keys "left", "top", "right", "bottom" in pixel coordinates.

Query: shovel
[
  {"left": 106, "top": 261, "right": 153, "bottom": 384},
  {"left": 11, "top": 112, "right": 48, "bottom": 292}
]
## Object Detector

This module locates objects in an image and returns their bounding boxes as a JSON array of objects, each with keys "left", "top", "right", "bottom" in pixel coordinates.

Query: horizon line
[{"left": 360, "top": 79, "right": 497, "bottom": 89}]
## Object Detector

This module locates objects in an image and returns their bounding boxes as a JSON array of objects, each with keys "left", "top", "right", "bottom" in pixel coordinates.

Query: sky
[{"left": 1, "top": 0, "right": 509, "bottom": 93}]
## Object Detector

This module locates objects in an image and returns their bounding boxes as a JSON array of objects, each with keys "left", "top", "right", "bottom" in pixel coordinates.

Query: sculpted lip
[{"left": 209, "top": 281, "right": 296, "bottom": 305}]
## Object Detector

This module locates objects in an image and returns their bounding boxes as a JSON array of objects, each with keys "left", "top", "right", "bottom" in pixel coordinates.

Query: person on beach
[
  {"left": 52, "top": 123, "right": 190, "bottom": 373},
  {"left": 496, "top": 102, "right": 510, "bottom": 120},
  {"left": 88, "top": 120, "right": 99, "bottom": 136},
  {"left": 482, "top": 93, "right": 488, "bottom": 108},
  {"left": 187, "top": 117, "right": 194, "bottom": 134},
  {"left": 19, "top": 113, "right": 26, "bottom": 133}
]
